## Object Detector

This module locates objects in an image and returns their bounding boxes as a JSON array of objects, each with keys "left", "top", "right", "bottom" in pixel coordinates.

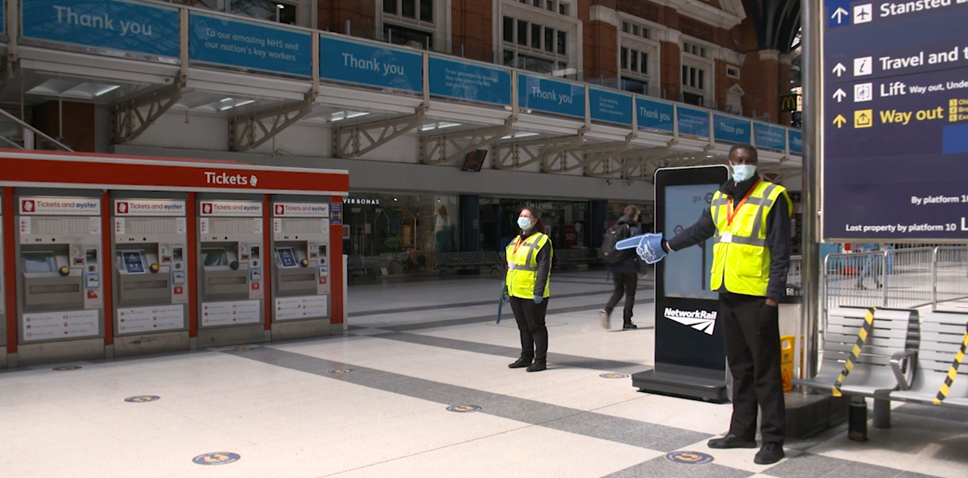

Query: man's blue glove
[
  {"left": 533, "top": 296, "right": 544, "bottom": 305},
  {"left": 616, "top": 233, "right": 668, "bottom": 264}
]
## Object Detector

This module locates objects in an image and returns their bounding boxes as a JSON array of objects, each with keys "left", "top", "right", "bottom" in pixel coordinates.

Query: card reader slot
[
  {"left": 281, "top": 273, "right": 315, "bottom": 283},
  {"left": 207, "top": 276, "right": 246, "bottom": 286},
  {"left": 29, "top": 284, "right": 80, "bottom": 294},
  {"left": 122, "top": 280, "right": 168, "bottom": 290}
]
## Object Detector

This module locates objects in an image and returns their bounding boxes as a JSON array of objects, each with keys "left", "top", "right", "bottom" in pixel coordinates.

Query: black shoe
[
  {"left": 526, "top": 361, "right": 546, "bottom": 372},
  {"left": 754, "top": 443, "right": 785, "bottom": 465},
  {"left": 508, "top": 357, "right": 532, "bottom": 369},
  {"left": 707, "top": 434, "right": 757, "bottom": 449},
  {"left": 622, "top": 322, "right": 638, "bottom": 330}
]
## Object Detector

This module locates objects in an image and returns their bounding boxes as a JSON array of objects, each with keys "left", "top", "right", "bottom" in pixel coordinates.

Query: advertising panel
[
  {"left": 189, "top": 12, "right": 312, "bottom": 76},
  {"left": 319, "top": 35, "right": 423, "bottom": 93},
  {"left": 428, "top": 57, "right": 512, "bottom": 106},
  {"left": 517, "top": 74, "right": 585, "bottom": 118}
]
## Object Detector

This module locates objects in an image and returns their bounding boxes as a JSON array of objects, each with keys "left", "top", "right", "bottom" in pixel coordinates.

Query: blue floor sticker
[
  {"left": 193, "top": 452, "right": 241, "bottom": 466},
  {"left": 447, "top": 405, "right": 483, "bottom": 413},
  {"left": 124, "top": 396, "right": 160, "bottom": 403},
  {"left": 666, "top": 451, "right": 714, "bottom": 464},
  {"left": 600, "top": 373, "right": 630, "bottom": 379}
]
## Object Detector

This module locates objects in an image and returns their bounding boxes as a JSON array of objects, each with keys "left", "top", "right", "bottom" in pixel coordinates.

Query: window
[
  {"left": 384, "top": 0, "right": 397, "bottom": 15},
  {"left": 531, "top": 24, "right": 542, "bottom": 49},
  {"left": 559, "top": 3, "right": 568, "bottom": 15},
  {"left": 620, "top": 48, "right": 647, "bottom": 75},
  {"left": 622, "top": 22, "right": 629, "bottom": 33},
  {"left": 544, "top": 27, "right": 554, "bottom": 52},
  {"left": 621, "top": 19, "right": 649, "bottom": 40},
  {"left": 683, "top": 42, "right": 707, "bottom": 58},
  {"left": 517, "top": 19, "right": 528, "bottom": 46},
  {"left": 503, "top": 16, "right": 514, "bottom": 42},
  {"left": 383, "top": 24, "right": 433, "bottom": 48},
  {"left": 682, "top": 65, "right": 706, "bottom": 90},
  {"left": 557, "top": 31, "right": 566, "bottom": 55},
  {"left": 630, "top": 49, "right": 638, "bottom": 72},
  {"left": 621, "top": 47, "right": 628, "bottom": 70},
  {"left": 621, "top": 77, "right": 649, "bottom": 95},
  {"left": 383, "top": 0, "right": 435, "bottom": 25},
  {"left": 547, "top": 0, "right": 553, "bottom": 11},
  {"left": 533, "top": 0, "right": 541, "bottom": 6},
  {"left": 632, "top": 25, "right": 639, "bottom": 36},
  {"left": 727, "top": 66, "right": 741, "bottom": 79},
  {"left": 419, "top": 0, "right": 433, "bottom": 22},
  {"left": 683, "top": 92, "right": 704, "bottom": 107},
  {"left": 402, "top": 0, "right": 416, "bottom": 18}
]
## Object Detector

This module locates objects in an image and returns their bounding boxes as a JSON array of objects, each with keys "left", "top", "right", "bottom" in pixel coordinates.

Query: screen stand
[{"left": 632, "top": 364, "right": 728, "bottom": 402}]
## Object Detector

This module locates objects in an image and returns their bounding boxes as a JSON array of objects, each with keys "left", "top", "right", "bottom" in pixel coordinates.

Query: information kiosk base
[{"left": 633, "top": 165, "right": 730, "bottom": 402}]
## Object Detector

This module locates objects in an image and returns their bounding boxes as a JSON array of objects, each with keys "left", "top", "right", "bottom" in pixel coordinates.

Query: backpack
[{"left": 602, "top": 224, "right": 633, "bottom": 264}]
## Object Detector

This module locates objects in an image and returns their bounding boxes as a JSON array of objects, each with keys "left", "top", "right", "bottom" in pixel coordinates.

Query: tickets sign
[
  {"left": 272, "top": 203, "right": 329, "bottom": 217},
  {"left": 199, "top": 201, "right": 263, "bottom": 217},
  {"left": 115, "top": 199, "right": 186, "bottom": 216},
  {"left": 19, "top": 197, "right": 100, "bottom": 215}
]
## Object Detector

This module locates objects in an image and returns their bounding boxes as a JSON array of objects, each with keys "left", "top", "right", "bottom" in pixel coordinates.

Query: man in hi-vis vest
[{"left": 656, "top": 144, "right": 793, "bottom": 465}]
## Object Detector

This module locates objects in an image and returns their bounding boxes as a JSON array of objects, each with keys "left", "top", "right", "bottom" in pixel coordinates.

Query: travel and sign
[{"left": 822, "top": 0, "right": 968, "bottom": 240}]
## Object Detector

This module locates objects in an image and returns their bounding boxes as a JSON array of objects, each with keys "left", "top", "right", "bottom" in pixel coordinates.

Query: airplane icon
[{"left": 854, "top": 4, "right": 873, "bottom": 24}]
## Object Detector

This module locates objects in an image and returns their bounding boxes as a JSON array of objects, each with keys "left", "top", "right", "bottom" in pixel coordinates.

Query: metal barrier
[{"left": 822, "top": 246, "right": 968, "bottom": 323}]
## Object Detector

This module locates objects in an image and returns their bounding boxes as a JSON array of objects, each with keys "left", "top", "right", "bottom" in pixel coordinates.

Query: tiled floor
[{"left": 1, "top": 271, "right": 966, "bottom": 477}]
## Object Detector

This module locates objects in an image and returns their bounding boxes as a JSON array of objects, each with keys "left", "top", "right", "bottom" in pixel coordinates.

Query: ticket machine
[
  {"left": 111, "top": 196, "right": 189, "bottom": 356},
  {"left": 270, "top": 200, "right": 331, "bottom": 339},
  {"left": 196, "top": 197, "right": 265, "bottom": 347},
  {"left": 14, "top": 193, "right": 104, "bottom": 365}
]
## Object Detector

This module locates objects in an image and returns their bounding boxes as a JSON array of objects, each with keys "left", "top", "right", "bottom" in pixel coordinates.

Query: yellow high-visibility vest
[
  {"left": 709, "top": 180, "right": 792, "bottom": 297},
  {"left": 505, "top": 232, "right": 553, "bottom": 299}
]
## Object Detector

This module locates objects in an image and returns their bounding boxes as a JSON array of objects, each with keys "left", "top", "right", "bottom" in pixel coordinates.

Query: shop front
[{"left": 481, "top": 198, "right": 592, "bottom": 252}]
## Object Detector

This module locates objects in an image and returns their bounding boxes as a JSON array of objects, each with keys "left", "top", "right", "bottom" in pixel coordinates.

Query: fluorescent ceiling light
[
  {"left": 501, "top": 132, "right": 539, "bottom": 140},
  {"left": 330, "top": 111, "right": 369, "bottom": 122},
  {"left": 235, "top": 100, "right": 255, "bottom": 107},
  {"left": 94, "top": 85, "right": 121, "bottom": 97},
  {"left": 420, "top": 122, "right": 461, "bottom": 131}
]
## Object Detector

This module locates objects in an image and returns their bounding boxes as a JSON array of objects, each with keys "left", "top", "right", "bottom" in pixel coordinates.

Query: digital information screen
[
  {"left": 122, "top": 251, "right": 146, "bottom": 274},
  {"left": 663, "top": 184, "right": 718, "bottom": 300},
  {"left": 277, "top": 248, "right": 297, "bottom": 268}
]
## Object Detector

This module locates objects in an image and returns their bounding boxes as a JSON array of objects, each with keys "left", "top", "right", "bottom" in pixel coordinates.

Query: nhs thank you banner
[
  {"left": 319, "top": 36, "right": 423, "bottom": 93},
  {"left": 190, "top": 13, "right": 311, "bottom": 77},
  {"left": 22, "top": 0, "right": 179, "bottom": 57}
]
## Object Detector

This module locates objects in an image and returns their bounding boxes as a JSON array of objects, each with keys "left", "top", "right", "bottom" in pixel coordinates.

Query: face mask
[
  {"left": 731, "top": 164, "right": 757, "bottom": 183},
  {"left": 518, "top": 218, "right": 533, "bottom": 230}
]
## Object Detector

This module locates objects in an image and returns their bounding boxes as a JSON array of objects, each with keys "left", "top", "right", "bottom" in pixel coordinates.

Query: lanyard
[
  {"left": 512, "top": 236, "right": 526, "bottom": 255},
  {"left": 726, "top": 179, "right": 761, "bottom": 227}
]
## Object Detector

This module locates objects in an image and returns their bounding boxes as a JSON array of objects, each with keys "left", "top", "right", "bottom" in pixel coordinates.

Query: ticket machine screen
[
  {"left": 23, "top": 252, "right": 57, "bottom": 273},
  {"left": 202, "top": 249, "right": 228, "bottom": 267},
  {"left": 121, "top": 251, "right": 146, "bottom": 274},
  {"left": 277, "top": 248, "right": 297, "bottom": 268}
]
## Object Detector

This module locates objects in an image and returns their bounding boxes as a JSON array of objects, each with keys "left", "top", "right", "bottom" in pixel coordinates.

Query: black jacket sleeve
[
  {"left": 666, "top": 210, "right": 716, "bottom": 252},
  {"left": 534, "top": 240, "right": 552, "bottom": 298},
  {"left": 765, "top": 192, "right": 793, "bottom": 300}
]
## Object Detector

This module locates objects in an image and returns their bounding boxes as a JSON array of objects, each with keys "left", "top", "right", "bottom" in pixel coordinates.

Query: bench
[
  {"left": 890, "top": 311, "right": 968, "bottom": 409},
  {"left": 347, "top": 255, "right": 367, "bottom": 282},
  {"left": 793, "top": 306, "right": 919, "bottom": 439}
]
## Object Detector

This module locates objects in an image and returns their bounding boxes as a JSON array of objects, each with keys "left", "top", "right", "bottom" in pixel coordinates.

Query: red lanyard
[
  {"left": 512, "top": 236, "right": 525, "bottom": 255},
  {"left": 726, "top": 179, "right": 761, "bottom": 227}
]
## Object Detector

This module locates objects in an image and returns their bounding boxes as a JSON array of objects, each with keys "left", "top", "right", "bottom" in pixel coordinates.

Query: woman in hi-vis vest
[{"left": 505, "top": 207, "right": 554, "bottom": 372}]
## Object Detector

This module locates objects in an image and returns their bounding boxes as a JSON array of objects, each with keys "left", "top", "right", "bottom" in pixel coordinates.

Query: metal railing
[
  {"left": 822, "top": 246, "right": 968, "bottom": 323},
  {"left": 0, "top": 108, "right": 74, "bottom": 152}
]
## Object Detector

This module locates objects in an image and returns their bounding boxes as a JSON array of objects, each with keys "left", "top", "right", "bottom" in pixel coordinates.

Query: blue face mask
[
  {"left": 518, "top": 217, "right": 533, "bottom": 230},
  {"left": 731, "top": 164, "right": 757, "bottom": 183}
]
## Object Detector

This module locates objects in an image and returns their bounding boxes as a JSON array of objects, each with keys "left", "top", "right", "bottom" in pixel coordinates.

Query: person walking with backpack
[
  {"left": 506, "top": 207, "right": 554, "bottom": 372},
  {"left": 599, "top": 205, "right": 645, "bottom": 330}
]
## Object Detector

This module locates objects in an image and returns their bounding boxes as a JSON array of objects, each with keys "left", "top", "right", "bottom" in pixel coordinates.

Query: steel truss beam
[
  {"left": 111, "top": 80, "right": 184, "bottom": 144},
  {"left": 229, "top": 96, "right": 313, "bottom": 152},
  {"left": 581, "top": 148, "right": 673, "bottom": 180},
  {"left": 491, "top": 134, "right": 585, "bottom": 170},
  {"left": 332, "top": 107, "right": 427, "bottom": 159},
  {"left": 420, "top": 120, "right": 515, "bottom": 164}
]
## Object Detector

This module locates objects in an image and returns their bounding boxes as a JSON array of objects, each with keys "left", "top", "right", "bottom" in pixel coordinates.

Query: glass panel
[
  {"left": 384, "top": 24, "right": 432, "bottom": 48},
  {"left": 278, "top": 4, "right": 296, "bottom": 24},
  {"left": 229, "top": 0, "right": 276, "bottom": 22},
  {"left": 630, "top": 49, "right": 638, "bottom": 72},
  {"left": 531, "top": 24, "right": 542, "bottom": 49},
  {"left": 503, "top": 50, "right": 515, "bottom": 66},
  {"left": 402, "top": 0, "right": 416, "bottom": 18},
  {"left": 690, "top": 68, "right": 696, "bottom": 88},
  {"left": 384, "top": 0, "right": 397, "bottom": 15},
  {"left": 559, "top": 3, "right": 568, "bottom": 15},
  {"left": 547, "top": 0, "right": 554, "bottom": 11},
  {"left": 23, "top": 252, "right": 57, "bottom": 273},
  {"left": 632, "top": 25, "right": 639, "bottom": 35},
  {"left": 620, "top": 47, "right": 628, "bottom": 70},
  {"left": 557, "top": 31, "right": 566, "bottom": 55},
  {"left": 503, "top": 16, "right": 514, "bottom": 42},
  {"left": 420, "top": 0, "right": 433, "bottom": 22},
  {"left": 682, "top": 66, "right": 688, "bottom": 85},
  {"left": 698, "top": 70, "right": 705, "bottom": 90},
  {"left": 622, "top": 22, "right": 629, "bottom": 33},
  {"left": 544, "top": 27, "right": 554, "bottom": 52},
  {"left": 520, "top": 54, "right": 554, "bottom": 74},
  {"left": 641, "top": 52, "right": 648, "bottom": 74},
  {"left": 517, "top": 20, "right": 528, "bottom": 46}
]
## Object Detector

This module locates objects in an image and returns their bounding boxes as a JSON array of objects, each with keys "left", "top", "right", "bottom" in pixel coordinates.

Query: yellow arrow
[{"left": 833, "top": 115, "right": 847, "bottom": 128}]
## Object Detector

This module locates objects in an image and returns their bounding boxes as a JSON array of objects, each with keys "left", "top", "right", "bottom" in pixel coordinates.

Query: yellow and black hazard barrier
[
  {"left": 933, "top": 315, "right": 968, "bottom": 404},
  {"left": 832, "top": 307, "right": 877, "bottom": 397}
]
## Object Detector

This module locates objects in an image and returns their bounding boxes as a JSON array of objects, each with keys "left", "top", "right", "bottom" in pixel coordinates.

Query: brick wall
[
  {"left": 584, "top": 21, "right": 618, "bottom": 81},
  {"left": 452, "top": 0, "right": 494, "bottom": 63},
  {"left": 660, "top": 41, "right": 681, "bottom": 100},
  {"left": 32, "top": 101, "right": 96, "bottom": 152},
  {"left": 318, "top": 0, "right": 377, "bottom": 38},
  {"left": 740, "top": 50, "right": 780, "bottom": 122}
]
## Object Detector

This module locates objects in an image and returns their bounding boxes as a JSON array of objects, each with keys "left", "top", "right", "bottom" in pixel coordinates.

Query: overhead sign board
[
  {"left": 189, "top": 13, "right": 312, "bottom": 77},
  {"left": 753, "top": 122, "right": 787, "bottom": 151},
  {"left": 319, "top": 35, "right": 423, "bottom": 93},
  {"left": 428, "top": 57, "right": 512, "bottom": 106},
  {"left": 22, "top": 0, "right": 180, "bottom": 58},
  {"left": 677, "top": 106, "right": 710, "bottom": 138},
  {"left": 518, "top": 74, "right": 585, "bottom": 118},
  {"left": 822, "top": 0, "right": 968, "bottom": 240},
  {"left": 789, "top": 129, "right": 803, "bottom": 155},
  {"left": 713, "top": 114, "right": 751, "bottom": 143},
  {"left": 636, "top": 98, "right": 675, "bottom": 133},
  {"left": 589, "top": 88, "right": 633, "bottom": 126}
]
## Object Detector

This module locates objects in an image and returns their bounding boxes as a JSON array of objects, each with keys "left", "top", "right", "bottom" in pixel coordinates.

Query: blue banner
[
  {"left": 677, "top": 106, "right": 710, "bottom": 138},
  {"left": 189, "top": 13, "right": 312, "bottom": 77},
  {"left": 754, "top": 122, "right": 787, "bottom": 151},
  {"left": 636, "top": 98, "right": 674, "bottom": 133},
  {"left": 429, "top": 57, "right": 511, "bottom": 106},
  {"left": 589, "top": 89, "right": 632, "bottom": 126},
  {"left": 22, "top": 0, "right": 179, "bottom": 57},
  {"left": 788, "top": 129, "right": 802, "bottom": 155},
  {"left": 319, "top": 35, "right": 423, "bottom": 93},
  {"left": 712, "top": 114, "right": 750, "bottom": 144},
  {"left": 518, "top": 74, "right": 585, "bottom": 118}
]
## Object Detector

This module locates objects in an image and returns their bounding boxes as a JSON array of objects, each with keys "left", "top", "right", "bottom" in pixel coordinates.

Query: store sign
[
  {"left": 713, "top": 114, "right": 751, "bottom": 143},
  {"left": 518, "top": 74, "right": 586, "bottom": 118},
  {"left": 429, "top": 57, "right": 512, "bottom": 106},
  {"left": 677, "top": 106, "right": 711, "bottom": 138},
  {"left": 199, "top": 201, "right": 263, "bottom": 217},
  {"left": 272, "top": 202, "right": 329, "bottom": 217},
  {"left": 115, "top": 199, "right": 185, "bottom": 216},
  {"left": 22, "top": 0, "right": 180, "bottom": 58},
  {"left": 319, "top": 35, "right": 423, "bottom": 93},
  {"left": 637, "top": 98, "right": 675, "bottom": 133},
  {"left": 590, "top": 88, "right": 633, "bottom": 126},
  {"left": 189, "top": 12, "right": 312, "bottom": 77},
  {"left": 19, "top": 197, "right": 100, "bottom": 215},
  {"left": 754, "top": 122, "right": 787, "bottom": 151},
  {"left": 344, "top": 198, "right": 380, "bottom": 206}
]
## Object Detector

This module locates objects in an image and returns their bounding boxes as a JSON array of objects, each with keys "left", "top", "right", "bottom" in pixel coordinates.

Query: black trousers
[
  {"left": 720, "top": 292, "right": 786, "bottom": 444},
  {"left": 509, "top": 296, "right": 549, "bottom": 362},
  {"left": 605, "top": 271, "right": 638, "bottom": 323}
]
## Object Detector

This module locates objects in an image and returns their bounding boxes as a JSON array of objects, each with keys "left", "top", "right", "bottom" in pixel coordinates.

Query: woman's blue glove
[{"left": 533, "top": 296, "right": 544, "bottom": 305}]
